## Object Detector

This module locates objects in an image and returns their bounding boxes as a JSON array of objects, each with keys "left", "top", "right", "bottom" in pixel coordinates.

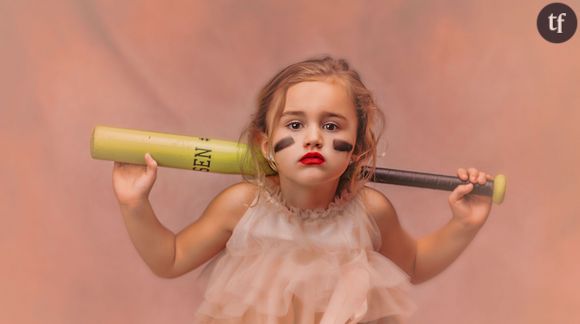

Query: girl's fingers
[
  {"left": 459, "top": 167, "right": 494, "bottom": 184},
  {"left": 467, "top": 168, "right": 478, "bottom": 182},
  {"left": 113, "top": 161, "right": 128, "bottom": 173},
  {"left": 457, "top": 168, "right": 468, "bottom": 181},
  {"left": 477, "top": 172, "right": 487, "bottom": 185}
]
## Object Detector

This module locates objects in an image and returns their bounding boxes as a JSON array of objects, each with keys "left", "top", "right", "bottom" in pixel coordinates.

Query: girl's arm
[
  {"left": 364, "top": 168, "right": 493, "bottom": 285},
  {"left": 113, "top": 153, "right": 257, "bottom": 278}
]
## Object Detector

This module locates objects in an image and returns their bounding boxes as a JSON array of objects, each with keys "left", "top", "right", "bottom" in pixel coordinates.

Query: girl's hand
[
  {"left": 112, "top": 153, "right": 158, "bottom": 207},
  {"left": 448, "top": 167, "right": 493, "bottom": 230}
]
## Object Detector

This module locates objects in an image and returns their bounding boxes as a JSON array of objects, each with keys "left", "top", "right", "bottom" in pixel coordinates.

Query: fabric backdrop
[{"left": 1, "top": 0, "right": 579, "bottom": 323}]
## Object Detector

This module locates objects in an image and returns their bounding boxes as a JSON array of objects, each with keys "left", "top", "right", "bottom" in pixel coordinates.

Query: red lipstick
[{"left": 299, "top": 152, "right": 325, "bottom": 165}]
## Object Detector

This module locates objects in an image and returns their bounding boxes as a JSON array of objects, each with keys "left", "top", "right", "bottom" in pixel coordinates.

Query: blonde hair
[{"left": 240, "top": 56, "right": 385, "bottom": 196}]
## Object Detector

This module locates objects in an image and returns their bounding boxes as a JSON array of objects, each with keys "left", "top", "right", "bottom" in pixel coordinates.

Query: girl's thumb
[
  {"left": 449, "top": 183, "right": 473, "bottom": 203},
  {"left": 144, "top": 153, "right": 158, "bottom": 173}
]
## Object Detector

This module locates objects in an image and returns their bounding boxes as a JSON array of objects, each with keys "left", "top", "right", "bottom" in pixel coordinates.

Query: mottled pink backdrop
[{"left": 1, "top": 1, "right": 579, "bottom": 323}]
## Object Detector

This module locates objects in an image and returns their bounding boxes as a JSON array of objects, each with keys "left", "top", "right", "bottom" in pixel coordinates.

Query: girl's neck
[{"left": 277, "top": 177, "right": 339, "bottom": 210}]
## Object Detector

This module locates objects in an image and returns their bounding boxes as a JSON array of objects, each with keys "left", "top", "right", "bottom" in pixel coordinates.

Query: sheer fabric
[{"left": 195, "top": 187, "right": 415, "bottom": 323}]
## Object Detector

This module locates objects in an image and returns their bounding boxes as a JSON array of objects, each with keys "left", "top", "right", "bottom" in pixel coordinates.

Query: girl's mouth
[{"left": 299, "top": 152, "right": 325, "bottom": 165}]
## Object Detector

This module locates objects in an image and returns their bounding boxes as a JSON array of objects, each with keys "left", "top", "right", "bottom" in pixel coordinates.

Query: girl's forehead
[{"left": 283, "top": 80, "right": 355, "bottom": 115}]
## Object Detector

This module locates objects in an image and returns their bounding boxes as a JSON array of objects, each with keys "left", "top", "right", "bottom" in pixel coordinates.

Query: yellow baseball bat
[
  {"left": 90, "top": 125, "right": 267, "bottom": 174},
  {"left": 90, "top": 125, "right": 506, "bottom": 204}
]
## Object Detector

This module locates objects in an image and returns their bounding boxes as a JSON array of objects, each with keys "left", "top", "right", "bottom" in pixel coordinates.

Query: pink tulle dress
[{"left": 194, "top": 186, "right": 415, "bottom": 324}]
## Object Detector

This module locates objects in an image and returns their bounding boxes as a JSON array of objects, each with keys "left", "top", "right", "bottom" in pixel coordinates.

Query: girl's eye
[
  {"left": 286, "top": 121, "right": 303, "bottom": 130},
  {"left": 322, "top": 122, "right": 339, "bottom": 131}
]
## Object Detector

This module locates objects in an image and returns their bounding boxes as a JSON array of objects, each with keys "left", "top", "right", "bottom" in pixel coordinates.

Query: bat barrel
[{"left": 90, "top": 125, "right": 266, "bottom": 175}]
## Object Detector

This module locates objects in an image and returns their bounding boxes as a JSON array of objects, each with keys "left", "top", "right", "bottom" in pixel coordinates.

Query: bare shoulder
[
  {"left": 201, "top": 181, "right": 260, "bottom": 232},
  {"left": 216, "top": 181, "right": 260, "bottom": 205},
  {"left": 360, "top": 186, "right": 399, "bottom": 225}
]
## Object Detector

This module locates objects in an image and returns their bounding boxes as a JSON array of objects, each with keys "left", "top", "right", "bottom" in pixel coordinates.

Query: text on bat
[{"left": 193, "top": 147, "right": 212, "bottom": 171}]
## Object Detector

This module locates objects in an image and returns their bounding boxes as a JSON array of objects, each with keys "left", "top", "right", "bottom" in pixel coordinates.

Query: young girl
[{"left": 112, "top": 56, "right": 494, "bottom": 323}]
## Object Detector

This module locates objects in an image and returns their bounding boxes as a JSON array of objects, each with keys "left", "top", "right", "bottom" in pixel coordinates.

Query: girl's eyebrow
[{"left": 281, "top": 110, "right": 347, "bottom": 120}]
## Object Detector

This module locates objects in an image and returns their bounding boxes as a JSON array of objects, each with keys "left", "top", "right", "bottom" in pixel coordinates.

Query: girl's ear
[{"left": 258, "top": 132, "right": 270, "bottom": 159}]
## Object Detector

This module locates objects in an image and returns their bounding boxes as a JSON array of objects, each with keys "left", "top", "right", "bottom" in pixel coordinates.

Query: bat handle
[{"left": 368, "top": 167, "right": 506, "bottom": 205}]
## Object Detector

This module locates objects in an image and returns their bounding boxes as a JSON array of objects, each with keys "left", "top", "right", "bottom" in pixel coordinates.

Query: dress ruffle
[
  {"left": 195, "top": 187, "right": 415, "bottom": 323},
  {"left": 263, "top": 185, "right": 357, "bottom": 222}
]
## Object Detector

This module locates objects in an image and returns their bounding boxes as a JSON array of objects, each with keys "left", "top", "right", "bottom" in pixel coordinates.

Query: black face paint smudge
[
  {"left": 274, "top": 137, "right": 295, "bottom": 153},
  {"left": 333, "top": 139, "right": 353, "bottom": 152}
]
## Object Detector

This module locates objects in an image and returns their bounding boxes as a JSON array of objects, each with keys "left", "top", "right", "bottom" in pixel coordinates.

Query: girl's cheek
[
  {"left": 273, "top": 136, "right": 295, "bottom": 153},
  {"left": 332, "top": 139, "right": 354, "bottom": 152}
]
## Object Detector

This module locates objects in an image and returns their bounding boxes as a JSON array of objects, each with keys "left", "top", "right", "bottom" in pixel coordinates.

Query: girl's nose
[{"left": 304, "top": 127, "right": 323, "bottom": 149}]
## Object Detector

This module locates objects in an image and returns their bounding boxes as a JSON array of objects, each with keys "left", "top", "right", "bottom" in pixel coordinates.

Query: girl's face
[{"left": 262, "top": 80, "right": 358, "bottom": 188}]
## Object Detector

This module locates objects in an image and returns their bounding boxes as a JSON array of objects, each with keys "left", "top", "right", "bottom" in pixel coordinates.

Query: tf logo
[{"left": 537, "top": 3, "right": 577, "bottom": 43}]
